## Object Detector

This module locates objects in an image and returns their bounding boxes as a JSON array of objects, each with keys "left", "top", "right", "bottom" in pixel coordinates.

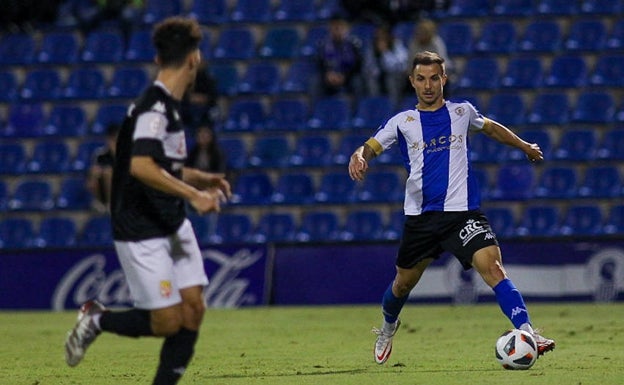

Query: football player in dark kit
[{"left": 65, "top": 17, "right": 231, "bottom": 385}]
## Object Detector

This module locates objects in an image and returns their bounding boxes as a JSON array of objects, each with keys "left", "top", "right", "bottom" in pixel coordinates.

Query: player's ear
[{"left": 188, "top": 50, "right": 200, "bottom": 70}]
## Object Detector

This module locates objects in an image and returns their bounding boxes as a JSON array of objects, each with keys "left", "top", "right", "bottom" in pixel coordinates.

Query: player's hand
[
  {"left": 190, "top": 188, "right": 225, "bottom": 214},
  {"left": 525, "top": 143, "right": 543, "bottom": 163},
  {"left": 348, "top": 152, "right": 368, "bottom": 181}
]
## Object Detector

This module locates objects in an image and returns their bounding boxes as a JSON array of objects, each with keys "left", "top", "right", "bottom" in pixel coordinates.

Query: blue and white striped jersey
[{"left": 366, "top": 100, "right": 486, "bottom": 215}]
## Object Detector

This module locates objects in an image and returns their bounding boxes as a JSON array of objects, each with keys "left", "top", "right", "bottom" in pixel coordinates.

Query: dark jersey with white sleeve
[{"left": 111, "top": 81, "right": 188, "bottom": 241}]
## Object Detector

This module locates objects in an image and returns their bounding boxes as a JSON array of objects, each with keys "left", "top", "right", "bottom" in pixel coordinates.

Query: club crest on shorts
[{"left": 160, "top": 280, "right": 172, "bottom": 298}]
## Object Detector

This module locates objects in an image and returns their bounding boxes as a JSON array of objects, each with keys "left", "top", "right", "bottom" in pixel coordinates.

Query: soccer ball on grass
[{"left": 495, "top": 329, "right": 538, "bottom": 370}]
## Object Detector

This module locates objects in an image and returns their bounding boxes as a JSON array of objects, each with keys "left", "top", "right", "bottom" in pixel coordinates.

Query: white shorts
[{"left": 114, "top": 219, "right": 209, "bottom": 310}]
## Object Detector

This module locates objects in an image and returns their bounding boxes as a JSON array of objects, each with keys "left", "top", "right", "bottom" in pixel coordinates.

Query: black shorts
[{"left": 396, "top": 210, "right": 499, "bottom": 270}]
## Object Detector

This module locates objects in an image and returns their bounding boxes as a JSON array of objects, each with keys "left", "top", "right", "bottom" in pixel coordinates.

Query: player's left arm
[
  {"left": 182, "top": 167, "right": 232, "bottom": 199},
  {"left": 481, "top": 118, "right": 543, "bottom": 162}
]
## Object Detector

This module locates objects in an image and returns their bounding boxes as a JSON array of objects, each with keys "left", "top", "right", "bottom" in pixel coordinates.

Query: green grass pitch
[{"left": 1, "top": 303, "right": 623, "bottom": 385}]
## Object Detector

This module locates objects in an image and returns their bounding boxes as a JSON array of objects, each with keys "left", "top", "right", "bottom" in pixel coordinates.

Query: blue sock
[
  {"left": 381, "top": 282, "right": 408, "bottom": 323},
  {"left": 493, "top": 278, "right": 531, "bottom": 329}
]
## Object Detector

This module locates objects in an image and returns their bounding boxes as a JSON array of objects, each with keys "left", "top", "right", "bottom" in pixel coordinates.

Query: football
[{"left": 495, "top": 329, "right": 538, "bottom": 370}]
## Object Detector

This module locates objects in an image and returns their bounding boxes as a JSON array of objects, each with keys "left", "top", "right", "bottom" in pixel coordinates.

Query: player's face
[{"left": 409, "top": 63, "right": 447, "bottom": 110}]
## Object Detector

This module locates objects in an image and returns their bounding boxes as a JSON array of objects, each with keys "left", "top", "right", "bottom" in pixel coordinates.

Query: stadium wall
[{"left": 1, "top": 240, "right": 623, "bottom": 310}]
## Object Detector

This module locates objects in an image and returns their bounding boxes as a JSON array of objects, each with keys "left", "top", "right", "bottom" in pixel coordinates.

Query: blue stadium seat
[
  {"left": 606, "top": 20, "right": 624, "bottom": 50},
  {"left": 474, "top": 21, "right": 517, "bottom": 54},
  {"left": 208, "top": 63, "right": 239, "bottom": 96},
  {"left": 107, "top": 67, "right": 149, "bottom": 98},
  {"left": 447, "top": 0, "right": 490, "bottom": 17},
  {"left": 271, "top": 173, "right": 316, "bottom": 204},
  {"left": 485, "top": 93, "right": 526, "bottom": 126},
  {"left": 266, "top": 98, "right": 309, "bottom": 131},
  {"left": 218, "top": 137, "right": 247, "bottom": 169},
  {"left": 199, "top": 29, "right": 212, "bottom": 60},
  {"left": 0, "top": 142, "right": 26, "bottom": 175},
  {"left": 35, "top": 216, "right": 77, "bottom": 248},
  {"left": 0, "top": 33, "right": 35, "bottom": 65},
  {"left": 299, "top": 25, "right": 328, "bottom": 57},
  {"left": 456, "top": 57, "right": 500, "bottom": 90},
  {"left": 210, "top": 214, "right": 253, "bottom": 244},
  {"left": 589, "top": 54, "right": 624, "bottom": 87},
  {"left": 223, "top": 99, "right": 267, "bottom": 132},
  {"left": 491, "top": 0, "right": 533, "bottom": 17},
  {"left": 230, "top": 0, "right": 271, "bottom": 23},
  {"left": 280, "top": 60, "right": 317, "bottom": 93},
  {"left": 26, "top": 141, "right": 70, "bottom": 174},
  {"left": 500, "top": 56, "right": 543, "bottom": 89},
  {"left": 578, "top": 166, "right": 622, "bottom": 199},
  {"left": 0, "top": 218, "right": 36, "bottom": 249},
  {"left": 62, "top": 67, "right": 106, "bottom": 100},
  {"left": 8, "top": 179, "right": 55, "bottom": 211},
  {"left": 248, "top": 136, "right": 291, "bottom": 167},
  {"left": 580, "top": 0, "right": 622, "bottom": 15},
  {"left": 259, "top": 27, "right": 300, "bottom": 59},
  {"left": 383, "top": 210, "right": 405, "bottom": 240},
  {"left": 289, "top": 135, "right": 333, "bottom": 167},
  {"left": 0, "top": 181, "right": 6, "bottom": 212},
  {"left": 238, "top": 62, "right": 281, "bottom": 95},
  {"left": 37, "top": 32, "right": 79, "bottom": 64},
  {"left": 469, "top": 133, "right": 508, "bottom": 163},
  {"left": 315, "top": 172, "right": 356, "bottom": 203},
  {"left": 142, "top": 0, "right": 182, "bottom": 24},
  {"left": 351, "top": 23, "right": 376, "bottom": 46},
  {"left": 516, "top": 206, "right": 560, "bottom": 237},
  {"left": 79, "top": 216, "right": 113, "bottom": 247},
  {"left": 356, "top": 171, "right": 402, "bottom": 203},
  {"left": 534, "top": 0, "right": 578, "bottom": 15},
  {"left": 526, "top": 92, "right": 569, "bottom": 125},
  {"left": 188, "top": 0, "right": 228, "bottom": 24},
  {"left": 564, "top": 19, "right": 607, "bottom": 51},
  {"left": 490, "top": 164, "right": 535, "bottom": 200},
  {"left": 91, "top": 104, "right": 127, "bottom": 135},
  {"left": 187, "top": 214, "right": 212, "bottom": 244},
  {"left": 507, "top": 129, "right": 552, "bottom": 161},
  {"left": 316, "top": 0, "right": 345, "bottom": 19},
  {"left": 20, "top": 69, "right": 62, "bottom": 101},
  {"left": 71, "top": 139, "right": 106, "bottom": 171},
  {"left": 56, "top": 177, "right": 93, "bottom": 210},
  {"left": 0, "top": 70, "right": 18, "bottom": 103},
  {"left": 352, "top": 96, "right": 394, "bottom": 130},
  {"left": 251, "top": 213, "right": 297, "bottom": 243},
  {"left": 333, "top": 134, "right": 368, "bottom": 165},
  {"left": 604, "top": 205, "right": 624, "bottom": 235},
  {"left": 438, "top": 22, "right": 474, "bottom": 56},
  {"left": 483, "top": 207, "right": 516, "bottom": 239},
  {"left": 213, "top": 27, "right": 255, "bottom": 61},
  {"left": 559, "top": 205, "right": 603, "bottom": 236},
  {"left": 533, "top": 166, "right": 579, "bottom": 199},
  {"left": 44, "top": 104, "right": 88, "bottom": 137},
  {"left": 471, "top": 167, "right": 491, "bottom": 200},
  {"left": 340, "top": 210, "right": 384, "bottom": 241},
  {"left": 596, "top": 129, "right": 624, "bottom": 161},
  {"left": 517, "top": 20, "right": 562, "bottom": 52},
  {"left": 125, "top": 29, "right": 156, "bottom": 62},
  {"left": 274, "top": 0, "right": 317, "bottom": 21},
  {"left": 571, "top": 91, "right": 615, "bottom": 124},
  {"left": 553, "top": 129, "right": 597, "bottom": 161},
  {"left": 296, "top": 211, "right": 340, "bottom": 242},
  {"left": 543, "top": 55, "right": 588, "bottom": 88},
  {"left": 231, "top": 172, "right": 274, "bottom": 205},
  {"left": 307, "top": 97, "right": 351, "bottom": 130},
  {"left": 3, "top": 102, "right": 45, "bottom": 138},
  {"left": 393, "top": 21, "right": 416, "bottom": 47},
  {"left": 81, "top": 30, "right": 124, "bottom": 63}
]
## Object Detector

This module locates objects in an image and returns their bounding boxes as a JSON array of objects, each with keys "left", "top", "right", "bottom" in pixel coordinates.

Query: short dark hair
[
  {"left": 152, "top": 17, "right": 202, "bottom": 68},
  {"left": 411, "top": 51, "right": 445, "bottom": 74}
]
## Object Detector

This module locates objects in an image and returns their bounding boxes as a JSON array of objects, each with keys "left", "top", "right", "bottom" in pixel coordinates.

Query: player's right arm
[{"left": 348, "top": 140, "right": 378, "bottom": 181}]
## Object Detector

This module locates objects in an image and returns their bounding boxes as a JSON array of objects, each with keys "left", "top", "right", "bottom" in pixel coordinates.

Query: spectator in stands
[
  {"left": 363, "top": 25, "right": 409, "bottom": 108},
  {"left": 181, "top": 63, "right": 219, "bottom": 129},
  {"left": 408, "top": 18, "right": 453, "bottom": 97},
  {"left": 70, "top": 0, "right": 143, "bottom": 43},
  {"left": 86, "top": 123, "right": 119, "bottom": 213},
  {"left": 348, "top": 51, "right": 555, "bottom": 365},
  {"left": 314, "top": 13, "right": 364, "bottom": 98}
]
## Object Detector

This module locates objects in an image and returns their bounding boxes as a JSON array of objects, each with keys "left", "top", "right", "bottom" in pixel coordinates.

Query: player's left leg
[{"left": 472, "top": 246, "right": 555, "bottom": 355}]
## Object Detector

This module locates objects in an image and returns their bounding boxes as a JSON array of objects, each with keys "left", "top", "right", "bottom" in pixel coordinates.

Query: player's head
[
  {"left": 152, "top": 17, "right": 202, "bottom": 75},
  {"left": 409, "top": 51, "right": 447, "bottom": 109}
]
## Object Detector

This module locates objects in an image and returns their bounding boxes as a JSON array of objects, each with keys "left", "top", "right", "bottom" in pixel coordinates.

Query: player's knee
[{"left": 151, "top": 310, "right": 183, "bottom": 337}]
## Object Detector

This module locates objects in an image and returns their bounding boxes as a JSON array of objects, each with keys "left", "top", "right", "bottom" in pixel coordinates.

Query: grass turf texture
[{"left": 1, "top": 303, "right": 623, "bottom": 385}]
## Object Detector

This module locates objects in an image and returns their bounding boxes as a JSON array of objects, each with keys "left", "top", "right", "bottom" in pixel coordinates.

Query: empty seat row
[
  {"left": 448, "top": 0, "right": 623, "bottom": 18},
  {"left": 0, "top": 178, "right": 92, "bottom": 212}
]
